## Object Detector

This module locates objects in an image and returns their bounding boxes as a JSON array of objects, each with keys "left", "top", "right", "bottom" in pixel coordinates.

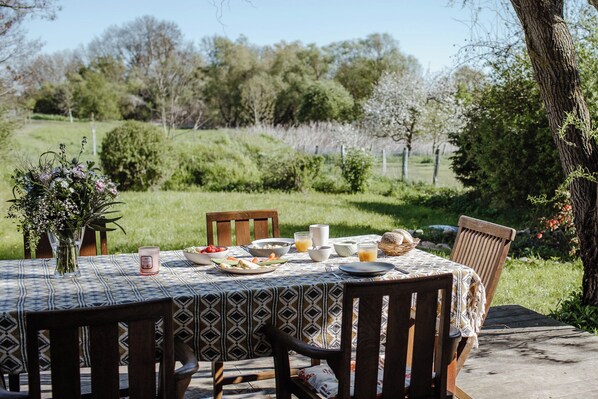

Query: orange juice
[
  {"left": 294, "top": 231, "right": 312, "bottom": 252},
  {"left": 295, "top": 238, "right": 312, "bottom": 252},
  {"left": 357, "top": 242, "right": 378, "bottom": 262},
  {"left": 358, "top": 248, "right": 378, "bottom": 262}
]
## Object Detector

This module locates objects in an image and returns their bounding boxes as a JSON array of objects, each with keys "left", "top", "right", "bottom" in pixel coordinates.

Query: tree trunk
[{"left": 511, "top": 0, "right": 598, "bottom": 305}]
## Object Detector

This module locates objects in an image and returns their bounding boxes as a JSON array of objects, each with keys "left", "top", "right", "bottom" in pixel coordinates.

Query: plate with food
[{"left": 213, "top": 257, "right": 286, "bottom": 274}]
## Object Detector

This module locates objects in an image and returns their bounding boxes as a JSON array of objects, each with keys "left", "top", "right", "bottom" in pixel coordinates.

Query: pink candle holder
[{"left": 139, "top": 246, "right": 160, "bottom": 275}]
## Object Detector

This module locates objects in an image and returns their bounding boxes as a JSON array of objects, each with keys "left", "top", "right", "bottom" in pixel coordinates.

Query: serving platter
[
  {"left": 212, "top": 258, "right": 288, "bottom": 266},
  {"left": 338, "top": 262, "right": 394, "bottom": 277}
]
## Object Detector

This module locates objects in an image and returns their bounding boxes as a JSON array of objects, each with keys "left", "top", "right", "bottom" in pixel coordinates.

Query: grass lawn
[{"left": 0, "top": 119, "right": 583, "bottom": 318}]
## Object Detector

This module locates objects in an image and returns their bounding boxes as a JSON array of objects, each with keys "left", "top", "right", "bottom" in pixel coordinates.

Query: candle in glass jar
[{"left": 139, "top": 246, "right": 160, "bottom": 275}]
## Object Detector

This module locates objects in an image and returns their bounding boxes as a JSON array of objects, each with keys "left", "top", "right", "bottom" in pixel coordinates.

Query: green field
[{"left": 0, "top": 120, "right": 582, "bottom": 317}]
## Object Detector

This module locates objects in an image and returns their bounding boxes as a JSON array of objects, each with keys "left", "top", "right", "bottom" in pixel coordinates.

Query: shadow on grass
[{"left": 347, "top": 199, "right": 461, "bottom": 228}]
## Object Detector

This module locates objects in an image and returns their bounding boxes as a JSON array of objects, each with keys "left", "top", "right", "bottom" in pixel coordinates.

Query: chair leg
[
  {"left": 212, "top": 361, "right": 224, "bottom": 399},
  {"left": 8, "top": 375, "right": 19, "bottom": 392},
  {"left": 453, "top": 385, "right": 474, "bottom": 399}
]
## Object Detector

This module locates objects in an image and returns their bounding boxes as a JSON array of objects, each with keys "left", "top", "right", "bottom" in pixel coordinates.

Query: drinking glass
[
  {"left": 357, "top": 242, "right": 378, "bottom": 262},
  {"left": 294, "top": 231, "right": 313, "bottom": 252}
]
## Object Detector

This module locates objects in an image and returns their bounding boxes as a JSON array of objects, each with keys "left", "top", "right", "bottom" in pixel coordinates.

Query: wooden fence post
[
  {"left": 402, "top": 147, "right": 409, "bottom": 181},
  {"left": 433, "top": 148, "right": 440, "bottom": 186},
  {"left": 91, "top": 113, "right": 97, "bottom": 156},
  {"left": 382, "top": 149, "right": 387, "bottom": 176},
  {"left": 341, "top": 144, "right": 346, "bottom": 165}
]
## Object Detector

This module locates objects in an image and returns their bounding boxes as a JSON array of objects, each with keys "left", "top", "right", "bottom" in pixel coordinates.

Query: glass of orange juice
[
  {"left": 357, "top": 242, "right": 378, "bottom": 262},
  {"left": 294, "top": 231, "right": 313, "bottom": 252}
]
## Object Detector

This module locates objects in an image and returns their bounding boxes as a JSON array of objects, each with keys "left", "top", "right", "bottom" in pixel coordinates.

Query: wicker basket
[{"left": 378, "top": 238, "right": 420, "bottom": 256}]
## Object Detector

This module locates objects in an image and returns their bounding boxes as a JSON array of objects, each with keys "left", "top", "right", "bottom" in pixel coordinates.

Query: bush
[
  {"left": 340, "top": 148, "right": 373, "bottom": 193},
  {"left": 550, "top": 291, "right": 598, "bottom": 334},
  {"left": 165, "top": 144, "right": 263, "bottom": 192},
  {"left": 100, "top": 121, "right": 173, "bottom": 191},
  {"left": 450, "top": 54, "right": 563, "bottom": 211},
  {"left": 298, "top": 80, "right": 355, "bottom": 123},
  {"left": 262, "top": 152, "right": 323, "bottom": 192}
]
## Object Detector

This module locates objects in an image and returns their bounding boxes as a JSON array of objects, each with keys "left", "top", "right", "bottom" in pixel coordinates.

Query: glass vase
[{"left": 48, "top": 227, "right": 85, "bottom": 278}]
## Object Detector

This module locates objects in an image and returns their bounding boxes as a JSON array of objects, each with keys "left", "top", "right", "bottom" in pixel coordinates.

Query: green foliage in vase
[{"left": 7, "top": 138, "right": 123, "bottom": 252}]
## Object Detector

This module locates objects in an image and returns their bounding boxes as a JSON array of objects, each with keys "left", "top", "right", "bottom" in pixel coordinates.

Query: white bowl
[
  {"left": 334, "top": 241, "right": 357, "bottom": 257},
  {"left": 183, "top": 246, "right": 229, "bottom": 265},
  {"left": 308, "top": 246, "right": 332, "bottom": 262},
  {"left": 246, "top": 242, "right": 291, "bottom": 258}
]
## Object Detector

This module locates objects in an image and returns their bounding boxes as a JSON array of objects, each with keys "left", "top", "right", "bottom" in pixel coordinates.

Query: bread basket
[{"left": 377, "top": 238, "right": 420, "bottom": 256}]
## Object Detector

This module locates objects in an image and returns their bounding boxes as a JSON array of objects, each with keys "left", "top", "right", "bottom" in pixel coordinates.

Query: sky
[{"left": 25, "top": 0, "right": 494, "bottom": 72}]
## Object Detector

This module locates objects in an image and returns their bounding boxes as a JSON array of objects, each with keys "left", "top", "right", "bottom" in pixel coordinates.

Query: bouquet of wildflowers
[{"left": 8, "top": 138, "right": 123, "bottom": 252}]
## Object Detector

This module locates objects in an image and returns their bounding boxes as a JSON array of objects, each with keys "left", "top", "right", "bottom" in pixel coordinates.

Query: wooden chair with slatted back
[
  {"left": 264, "top": 274, "right": 460, "bottom": 399},
  {"left": 21, "top": 299, "right": 177, "bottom": 399},
  {"left": 206, "top": 209, "right": 280, "bottom": 398},
  {"left": 206, "top": 209, "right": 279, "bottom": 246},
  {"left": 4, "top": 226, "right": 111, "bottom": 393},
  {"left": 24, "top": 225, "right": 108, "bottom": 259},
  {"left": 450, "top": 215, "right": 516, "bottom": 398}
]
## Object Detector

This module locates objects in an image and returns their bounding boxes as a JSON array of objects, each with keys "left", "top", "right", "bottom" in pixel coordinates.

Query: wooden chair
[
  {"left": 24, "top": 226, "right": 108, "bottom": 259},
  {"left": 450, "top": 215, "right": 516, "bottom": 398},
  {"left": 0, "top": 298, "right": 198, "bottom": 399},
  {"left": 206, "top": 209, "right": 279, "bottom": 246},
  {"left": 263, "top": 274, "right": 460, "bottom": 399},
  {"left": 206, "top": 209, "right": 280, "bottom": 398},
  {"left": 5, "top": 226, "right": 111, "bottom": 392}
]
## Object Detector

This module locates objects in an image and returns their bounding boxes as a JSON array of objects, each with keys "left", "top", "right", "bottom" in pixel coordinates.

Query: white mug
[{"left": 309, "top": 224, "right": 329, "bottom": 247}]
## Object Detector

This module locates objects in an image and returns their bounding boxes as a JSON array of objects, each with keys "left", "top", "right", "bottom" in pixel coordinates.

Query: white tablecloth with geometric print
[{"left": 0, "top": 235, "right": 485, "bottom": 374}]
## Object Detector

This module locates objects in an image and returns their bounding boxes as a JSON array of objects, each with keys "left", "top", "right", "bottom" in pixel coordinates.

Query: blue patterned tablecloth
[{"left": 0, "top": 235, "right": 485, "bottom": 374}]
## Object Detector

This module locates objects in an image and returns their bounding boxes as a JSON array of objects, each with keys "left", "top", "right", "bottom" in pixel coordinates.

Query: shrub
[
  {"left": 262, "top": 152, "right": 323, "bottom": 192},
  {"left": 298, "top": 80, "right": 355, "bottom": 123},
  {"left": 165, "top": 144, "right": 263, "bottom": 192},
  {"left": 100, "top": 121, "right": 173, "bottom": 191},
  {"left": 450, "top": 54, "right": 563, "bottom": 211},
  {"left": 550, "top": 291, "right": 598, "bottom": 334},
  {"left": 340, "top": 148, "right": 373, "bottom": 193}
]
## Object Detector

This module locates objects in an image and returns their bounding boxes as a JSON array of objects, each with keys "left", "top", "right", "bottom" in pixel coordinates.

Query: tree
[
  {"left": 326, "top": 33, "right": 420, "bottom": 109},
  {"left": 0, "top": 0, "right": 58, "bottom": 152},
  {"left": 450, "top": 54, "right": 563, "bottom": 210},
  {"left": 88, "top": 16, "right": 205, "bottom": 134},
  {"left": 362, "top": 70, "right": 426, "bottom": 151},
  {"left": 503, "top": 0, "right": 598, "bottom": 305},
  {"left": 241, "top": 72, "right": 277, "bottom": 126},
  {"left": 298, "top": 79, "right": 354, "bottom": 123}
]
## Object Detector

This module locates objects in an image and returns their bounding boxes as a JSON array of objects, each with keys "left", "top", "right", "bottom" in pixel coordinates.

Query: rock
[
  {"left": 436, "top": 243, "right": 452, "bottom": 251},
  {"left": 418, "top": 241, "right": 437, "bottom": 249},
  {"left": 428, "top": 225, "right": 458, "bottom": 234},
  {"left": 415, "top": 229, "right": 424, "bottom": 235}
]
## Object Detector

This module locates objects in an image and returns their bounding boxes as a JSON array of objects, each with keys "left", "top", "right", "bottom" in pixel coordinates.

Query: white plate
[
  {"left": 216, "top": 263, "right": 277, "bottom": 275},
  {"left": 251, "top": 237, "right": 295, "bottom": 246}
]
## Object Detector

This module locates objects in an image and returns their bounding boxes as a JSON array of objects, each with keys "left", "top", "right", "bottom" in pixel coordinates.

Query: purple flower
[{"left": 95, "top": 180, "right": 106, "bottom": 192}]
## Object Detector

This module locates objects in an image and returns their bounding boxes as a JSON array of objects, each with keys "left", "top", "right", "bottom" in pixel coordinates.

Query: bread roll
[
  {"left": 393, "top": 228, "right": 414, "bottom": 244},
  {"left": 381, "top": 232, "right": 404, "bottom": 245}
]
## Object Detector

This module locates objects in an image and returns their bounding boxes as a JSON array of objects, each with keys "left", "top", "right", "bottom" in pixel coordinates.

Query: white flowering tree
[
  {"left": 421, "top": 74, "right": 466, "bottom": 154},
  {"left": 363, "top": 71, "right": 465, "bottom": 153},
  {"left": 363, "top": 71, "right": 426, "bottom": 152}
]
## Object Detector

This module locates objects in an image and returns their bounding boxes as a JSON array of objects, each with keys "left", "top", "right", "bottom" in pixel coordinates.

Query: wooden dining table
[{"left": 0, "top": 234, "right": 486, "bottom": 377}]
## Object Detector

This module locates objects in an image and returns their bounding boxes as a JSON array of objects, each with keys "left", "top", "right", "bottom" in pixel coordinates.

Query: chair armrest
[
  {"left": 174, "top": 338, "right": 199, "bottom": 381},
  {"left": 262, "top": 324, "right": 341, "bottom": 361},
  {"left": 0, "top": 388, "right": 28, "bottom": 399}
]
